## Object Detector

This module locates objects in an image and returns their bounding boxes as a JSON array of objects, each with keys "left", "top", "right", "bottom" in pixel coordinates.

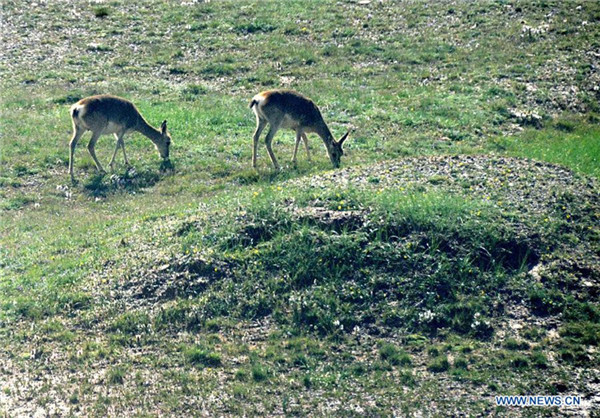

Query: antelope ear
[
  {"left": 161, "top": 120, "right": 168, "bottom": 134},
  {"left": 338, "top": 130, "right": 351, "bottom": 147}
]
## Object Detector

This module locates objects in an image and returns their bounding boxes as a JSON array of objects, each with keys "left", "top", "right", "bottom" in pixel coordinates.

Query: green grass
[
  {"left": 494, "top": 117, "right": 600, "bottom": 178},
  {"left": 107, "top": 366, "right": 126, "bottom": 385},
  {"left": 1, "top": 0, "right": 599, "bottom": 415},
  {"left": 379, "top": 343, "right": 412, "bottom": 366},
  {"left": 427, "top": 356, "right": 450, "bottom": 373},
  {"left": 184, "top": 345, "right": 222, "bottom": 368}
]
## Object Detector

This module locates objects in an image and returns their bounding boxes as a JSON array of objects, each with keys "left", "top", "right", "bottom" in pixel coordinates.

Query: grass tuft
[{"left": 184, "top": 346, "right": 222, "bottom": 367}]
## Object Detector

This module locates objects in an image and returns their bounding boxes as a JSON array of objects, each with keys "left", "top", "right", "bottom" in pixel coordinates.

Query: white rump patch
[
  {"left": 71, "top": 104, "right": 85, "bottom": 117},
  {"left": 253, "top": 93, "right": 266, "bottom": 104}
]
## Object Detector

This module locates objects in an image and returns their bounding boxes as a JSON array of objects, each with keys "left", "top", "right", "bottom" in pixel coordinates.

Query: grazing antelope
[
  {"left": 68, "top": 94, "right": 171, "bottom": 182},
  {"left": 249, "top": 89, "right": 350, "bottom": 169}
]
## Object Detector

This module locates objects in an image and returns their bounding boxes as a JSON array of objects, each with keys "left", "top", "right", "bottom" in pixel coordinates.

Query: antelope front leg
[
  {"left": 301, "top": 133, "right": 311, "bottom": 161},
  {"left": 109, "top": 133, "right": 123, "bottom": 171},
  {"left": 292, "top": 130, "right": 303, "bottom": 164},
  {"left": 108, "top": 132, "right": 130, "bottom": 171},
  {"left": 87, "top": 131, "right": 106, "bottom": 174},
  {"left": 121, "top": 139, "right": 130, "bottom": 167}
]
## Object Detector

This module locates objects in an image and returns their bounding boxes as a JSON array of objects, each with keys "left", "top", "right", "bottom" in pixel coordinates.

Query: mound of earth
[{"left": 109, "top": 155, "right": 599, "bottom": 331}]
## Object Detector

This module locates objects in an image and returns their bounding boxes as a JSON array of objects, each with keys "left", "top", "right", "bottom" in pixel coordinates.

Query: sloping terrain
[{"left": 3, "top": 155, "right": 599, "bottom": 416}]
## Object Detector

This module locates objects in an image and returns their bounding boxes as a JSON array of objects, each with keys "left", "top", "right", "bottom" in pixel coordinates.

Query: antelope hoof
[{"left": 160, "top": 159, "right": 174, "bottom": 172}]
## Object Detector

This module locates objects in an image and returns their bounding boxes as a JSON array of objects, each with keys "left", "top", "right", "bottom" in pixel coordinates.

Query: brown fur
[
  {"left": 68, "top": 94, "right": 171, "bottom": 182},
  {"left": 250, "top": 89, "right": 350, "bottom": 169}
]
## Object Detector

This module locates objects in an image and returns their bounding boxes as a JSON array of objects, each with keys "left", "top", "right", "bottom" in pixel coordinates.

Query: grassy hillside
[{"left": 1, "top": 0, "right": 599, "bottom": 415}]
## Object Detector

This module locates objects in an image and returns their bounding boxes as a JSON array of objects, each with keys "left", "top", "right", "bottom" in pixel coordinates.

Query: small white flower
[{"left": 419, "top": 310, "right": 435, "bottom": 321}]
